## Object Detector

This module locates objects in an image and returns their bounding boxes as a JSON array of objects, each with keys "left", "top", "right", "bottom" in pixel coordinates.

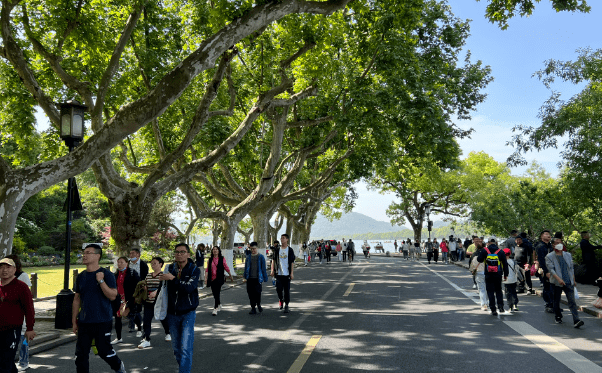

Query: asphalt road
[{"left": 28, "top": 257, "right": 602, "bottom": 372}]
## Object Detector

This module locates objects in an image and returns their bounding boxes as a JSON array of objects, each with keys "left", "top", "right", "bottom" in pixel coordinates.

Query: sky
[{"left": 352, "top": 0, "right": 600, "bottom": 223}]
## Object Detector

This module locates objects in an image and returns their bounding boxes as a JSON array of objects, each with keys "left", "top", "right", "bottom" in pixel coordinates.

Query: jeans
[
  {"left": 167, "top": 311, "right": 196, "bottom": 373},
  {"left": 143, "top": 302, "right": 170, "bottom": 341},
  {"left": 304, "top": 254, "right": 309, "bottom": 264},
  {"left": 338, "top": 252, "right": 342, "bottom": 261},
  {"left": 505, "top": 283, "right": 518, "bottom": 308},
  {"left": 403, "top": 250, "right": 409, "bottom": 259},
  {"left": 18, "top": 334, "right": 29, "bottom": 368},
  {"left": 442, "top": 252, "right": 448, "bottom": 263},
  {"left": 276, "top": 275, "right": 291, "bottom": 305},
  {"left": 553, "top": 284, "right": 580, "bottom": 323},
  {"left": 475, "top": 273, "right": 488, "bottom": 307},
  {"left": 128, "top": 305, "right": 142, "bottom": 331},
  {"left": 246, "top": 278, "right": 262, "bottom": 308},
  {"left": 485, "top": 279, "right": 505, "bottom": 312},
  {"left": 0, "top": 328, "right": 20, "bottom": 373},
  {"left": 75, "top": 321, "right": 122, "bottom": 373},
  {"left": 342, "top": 251, "right": 347, "bottom": 261}
]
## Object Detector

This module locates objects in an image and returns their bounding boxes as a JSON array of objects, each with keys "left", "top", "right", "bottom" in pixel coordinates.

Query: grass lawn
[
  {"left": 23, "top": 264, "right": 112, "bottom": 298},
  {"left": 23, "top": 257, "right": 247, "bottom": 298}
]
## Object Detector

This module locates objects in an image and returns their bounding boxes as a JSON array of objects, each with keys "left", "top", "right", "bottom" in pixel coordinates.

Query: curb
[
  {"left": 451, "top": 261, "right": 602, "bottom": 319},
  {"left": 30, "top": 334, "right": 78, "bottom": 357}
]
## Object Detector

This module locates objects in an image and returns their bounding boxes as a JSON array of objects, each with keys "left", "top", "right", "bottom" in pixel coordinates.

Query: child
[{"left": 503, "top": 248, "right": 519, "bottom": 312}]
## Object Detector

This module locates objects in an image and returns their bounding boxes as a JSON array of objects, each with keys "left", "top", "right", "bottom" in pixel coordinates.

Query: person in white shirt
[
  {"left": 502, "top": 248, "right": 519, "bottom": 312},
  {"left": 270, "top": 234, "right": 295, "bottom": 313}
]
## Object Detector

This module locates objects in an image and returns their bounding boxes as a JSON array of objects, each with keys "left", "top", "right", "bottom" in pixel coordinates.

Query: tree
[
  {"left": 0, "top": 0, "right": 353, "bottom": 256},
  {"left": 477, "top": 0, "right": 590, "bottom": 29}
]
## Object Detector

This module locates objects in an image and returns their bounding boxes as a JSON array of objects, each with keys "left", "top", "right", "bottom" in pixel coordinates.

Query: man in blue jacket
[
  {"left": 159, "top": 243, "right": 200, "bottom": 373},
  {"left": 244, "top": 242, "right": 269, "bottom": 314}
]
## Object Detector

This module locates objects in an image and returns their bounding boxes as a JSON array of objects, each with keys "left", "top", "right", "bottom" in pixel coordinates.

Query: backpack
[{"left": 484, "top": 247, "right": 502, "bottom": 274}]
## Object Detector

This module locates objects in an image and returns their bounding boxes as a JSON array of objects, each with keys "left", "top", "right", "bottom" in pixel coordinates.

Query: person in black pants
[
  {"left": 243, "top": 242, "right": 269, "bottom": 314},
  {"left": 73, "top": 244, "right": 125, "bottom": 373},
  {"left": 138, "top": 257, "right": 171, "bottom": 348},
  {"left": 111, "top": 257, "right": 140, "bottom": 344},
  {"left": 477, "top": 239, "right": 509, "bottom": 315},
  {"left": 205, "top": 246, "right": 234, "bottom": 316},
  {"left": 325, "top": 243, "right": 332, "bottom": 263},
  {"left": 271, "top": 234, "right": 296, "bottom": 313}
]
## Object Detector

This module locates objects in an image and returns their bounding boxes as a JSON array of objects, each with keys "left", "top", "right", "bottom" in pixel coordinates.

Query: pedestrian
[
  {"left": 243, "top": 242, "right": 269, "bottom": 314},
  {"left": 457, "top": 238, "right": 464, "bottom": 261},
  {"left": 448, "top": 237, "right": 457, "bottom": 262},
  {"left": 514, "top": 236, "right": 535, "bottom": 295},
  {"left": 432, "top": 238, "right": 439, "bottom": 263},
  {"left": 336, "top": 241, "right": 342, "bottom": 262},
  {"left": 5, "top": 254, "right": 33, "bottom": 371},
  {"left": 440, "top": 239, "right": 449, "bottom": 264},
  {"left": 325, "top": 241, "right": 332, "bottom": 263},
  {"left": 347, "top": 240, "right": 355, "bottom": 263},
  {"left": 160, "top": 243, "right": 201, "bottom": 373},
  {"left": 72, "top": 244, "right": 126, "bottom": 373},
  {"left": 303, "top": 242, "right": 310, "bottom": 266},
  {"left": 465, "top": 236, "right": 478, "bottom": 288},
  {"left": 394, "top": 239, "right": 398, "bottom": 253},
  {"left": 579, "top": 231, "right": 601, "bottom": 284},
  {"left": 477, "top": 238, "right": 510, "bottom": 316},
  {"left": 403, "top": 240, "right": 410, "bottom": 260},
  {"left": 545, "top": 243, "right": 584, "bottom": 328},
  {"left": 342, "top": 239, "right": 347, "bottom": 262},
  {"left": 504, "top": 230, "right": 518, "bottom": 255},
  {"left": 195, "top": 243, "right": 206, "bottom": 289},
  {"left": 413, "top": 241, "right": 421, "bottom": 261},
  {"left": 0, "top": 257, "right": 36, "bottom": 373},
  {"left": 127, "top": 248, "right": 148, "bottom": 334},
  {"left": 469, "top": 238, "right": 488, "bottom": 311},
  {"left": 535, "top": 230, "right": 554, "bottom": 313},
  {"left": 317, "top": 242, "right": 323, "bottom": 264},
  {"left": 138, "top": 257, "right": 171, "bottom": 349},
  {"left": 271, "top": 234, "right": 296, "bottom": 313},
  {"left": 463, "top": 237, "right": 472, "bottom": 255},
  {"left": 111, "top": 256, "right": 141, "bottom": 344},
  {"left": 426, "top": 239, "right": 433, "bottom": 264},
  {"left": 205, "top": 246, "right": 234, "bottom": 316},
  {"left": 503, "top": 248, "right": 519, "bottom": 312}
]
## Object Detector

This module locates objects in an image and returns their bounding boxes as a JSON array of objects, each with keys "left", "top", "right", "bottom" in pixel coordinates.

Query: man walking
[
  {"left": 394, "top": 240, "right": 398, "bottom": 253},
  {"left": 243, "top": 242, "right": 269, "bottom": 314},
  {"left": 271, "top": 234, "right": 295, "bottom": 313},
  {"left": 425, "top": 239, "right": 433, "bottom": 264},
  {"left": 128, "top": 248, "right": 148, "bottom": 336},
  {"left": 160, "top": 243, "right": 200, "bottom": 373},
  {"left": 72, "top": 244, "right": 125, "bottom": 373},
  {"left": 0, "top": 258, "right": 36, "bottom": 373},
  {"left": 535, "top": 230, "right": 555, "bottom": 313},
  {"left": 477, "top": 238, "right": 509, "bottom": 316},
  {"left": 546, "top": 243, "right": 584, "bottom": 328},
  {"left": 195, "top": 243, "right": 206, "bottom": 288},
  {"left": 579, "top": 231, "right": 601, "bottom": 284}
]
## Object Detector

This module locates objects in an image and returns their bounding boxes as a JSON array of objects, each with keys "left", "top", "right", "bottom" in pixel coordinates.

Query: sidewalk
[{"left": 451, "top": 259, "right": 602, "bottom": 319}]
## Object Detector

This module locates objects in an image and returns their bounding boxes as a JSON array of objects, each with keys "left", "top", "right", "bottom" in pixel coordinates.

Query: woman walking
[
  {"left": 336, "top": 241, "right": 342, "bottom": 261},
  {"left": 205, "top": 246, "right": 234, "bottom": 316},
  {"left": 440, "top": 239, "right": 449, "bottom": 264},
  {"left": 112, "top": 257, "right": 140, "bottom": 344},
  {"left": 138, "top": 257, "right": 171, "bottom": 348},
  {"left": 432, "top": 239, "right": 439, "bottom": 263}
]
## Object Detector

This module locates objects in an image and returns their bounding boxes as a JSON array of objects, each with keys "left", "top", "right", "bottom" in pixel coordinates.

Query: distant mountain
[{"left": 307, "top": 212, "right": 410, "bottom": 240}]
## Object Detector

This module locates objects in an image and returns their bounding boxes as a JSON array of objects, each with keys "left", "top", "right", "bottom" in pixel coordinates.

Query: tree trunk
[
  {"left": 219, "top": 217, "right": 243, "bottom": 278},
  {"left": 250, "top": 211, "right": 271, "bottom": 250},
  {"left": 0, "top": 185, "right": 26, "bottom": 256},
  {"left": 108, "top": 192, "right": 157, "bottom": 255}
]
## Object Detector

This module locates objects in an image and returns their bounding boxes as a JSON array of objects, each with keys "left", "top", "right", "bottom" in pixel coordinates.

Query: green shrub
[
  {"left": 38, "top": 246, "right": 58, "bottom": 256},
  {"left": 99, "top": 259, "right": 113, "bottom": 264}
]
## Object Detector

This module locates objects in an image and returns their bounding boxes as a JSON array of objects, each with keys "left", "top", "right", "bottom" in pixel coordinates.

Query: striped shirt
[{"left": 145, "top": 272, "right": 162, "bottom": 304}]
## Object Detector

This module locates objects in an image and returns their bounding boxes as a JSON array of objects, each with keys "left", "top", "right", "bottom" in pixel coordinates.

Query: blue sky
[{"left": 352, "top": 0, "right": 600, "bottom": 222}]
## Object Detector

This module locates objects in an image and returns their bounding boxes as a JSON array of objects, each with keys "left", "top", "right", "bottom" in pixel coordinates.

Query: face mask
[
  {"left": 129, "top": 257, "right": 138, "bottom": 262},
  {"left": 119, "top": 267, "right": 127, "bottom": 272}
]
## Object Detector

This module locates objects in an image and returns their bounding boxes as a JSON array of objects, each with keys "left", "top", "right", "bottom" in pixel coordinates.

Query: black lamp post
[{"left": 55, "top": 100, "right": 87, "bottom": 330}]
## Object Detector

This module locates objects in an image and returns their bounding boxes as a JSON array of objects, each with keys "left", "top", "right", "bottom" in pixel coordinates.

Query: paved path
[{"left": 27, "top": 256, "right": 602, "bottom": 372}]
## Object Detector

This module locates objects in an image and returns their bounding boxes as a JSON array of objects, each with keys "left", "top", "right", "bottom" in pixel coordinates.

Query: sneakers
[
  {"left": 136, "top": 331, "right": 143, "bottom": 338},
  {"left": 283, "top": 305, "right": 289, "bottom": 313},
  {"left": 472, "top": 284, "right": 477, "bottom": 289},
  {"left": 555, "top": 318, "right": 563, "bottom": 324},
  {"left": 17, "top": 364, "right": 29, "bottom": 371},
  {"left": 115, "top": 361, "right": 126, "bottom": 373},
  {"left": 138, "top": 340, "right": 151, "bottom": 349},
  {"left": 481, "top": 305, "right": 488, "bottom": 311},
  {"left": 528, "top": 289, "right": 536, "bottom": 295},
  {"left": 574, "top": 320, "right": 584, "bottom": 329},
  {"left": 165, "top": 334, "right": 172, "bottom": 341},
  {"left": 257, "top": 305, "right": 263, "bottom": 313},
  {"left": 217, "top": 304, "right": 222, "bottom": 311},
  {"left": 249, "top": 308, "right": 257, "bottom": 315},
  {"left": 490, "top": 310, "right": 498, "bottom": 316},
  {"left": 111, "top": 338, "right": 123, "bottom": 345},
  {"left": 500, "top": 310, "right": 512, "bottom": 315},
  {"left": 279, "top": 301, "right": 283, "bottom": 310},
  {"left": 513, "top": 306, "right": 519, "bottom": 312},
  {"left": 545, "top": 307, "right": 554, "bottom": 313},
  {"left": 212, "top": 308, "right": 218, "bottom": 316}
]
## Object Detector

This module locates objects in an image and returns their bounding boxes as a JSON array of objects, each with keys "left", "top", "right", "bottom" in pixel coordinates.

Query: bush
[
  {"left": 38, "top": 246, "right": 57, "bottom": 256},
  {"left": 99, "top": 259, "right": 113, "bottom": 264}
]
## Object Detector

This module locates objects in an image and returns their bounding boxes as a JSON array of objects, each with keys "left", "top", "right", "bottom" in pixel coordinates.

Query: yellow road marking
[
  {"left": 343, "top": 283, "right": 355, "bottom": 297},
  {"left": 287, "top": 335, "right": 322, "bottom": 373}
]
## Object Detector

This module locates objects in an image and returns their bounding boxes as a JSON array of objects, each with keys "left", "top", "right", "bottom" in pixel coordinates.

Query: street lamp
[{"left": 55, "top": 100, "right": 87, "bottom": 330}]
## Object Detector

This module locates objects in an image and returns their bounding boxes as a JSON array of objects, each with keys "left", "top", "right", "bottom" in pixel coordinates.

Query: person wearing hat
[
  {"left": 545, "top": 243, "right": 584, "bottom": 328},
  {"left": 0, "top": 257, "right": 36, "bottom": 373},
  {"left": 243, "top": 242, "right": 269, "bottom": 314}
]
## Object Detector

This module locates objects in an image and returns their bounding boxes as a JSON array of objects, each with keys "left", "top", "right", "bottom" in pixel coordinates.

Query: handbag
[
  {"left": 154, "top": 267, "right": 169, "bottom": 321},
  {"left": 530, "top": 262, "right": 538, "bottom": 276},
  {"left": 116, "top": 295, "right": 129, "bottom": 318}
]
